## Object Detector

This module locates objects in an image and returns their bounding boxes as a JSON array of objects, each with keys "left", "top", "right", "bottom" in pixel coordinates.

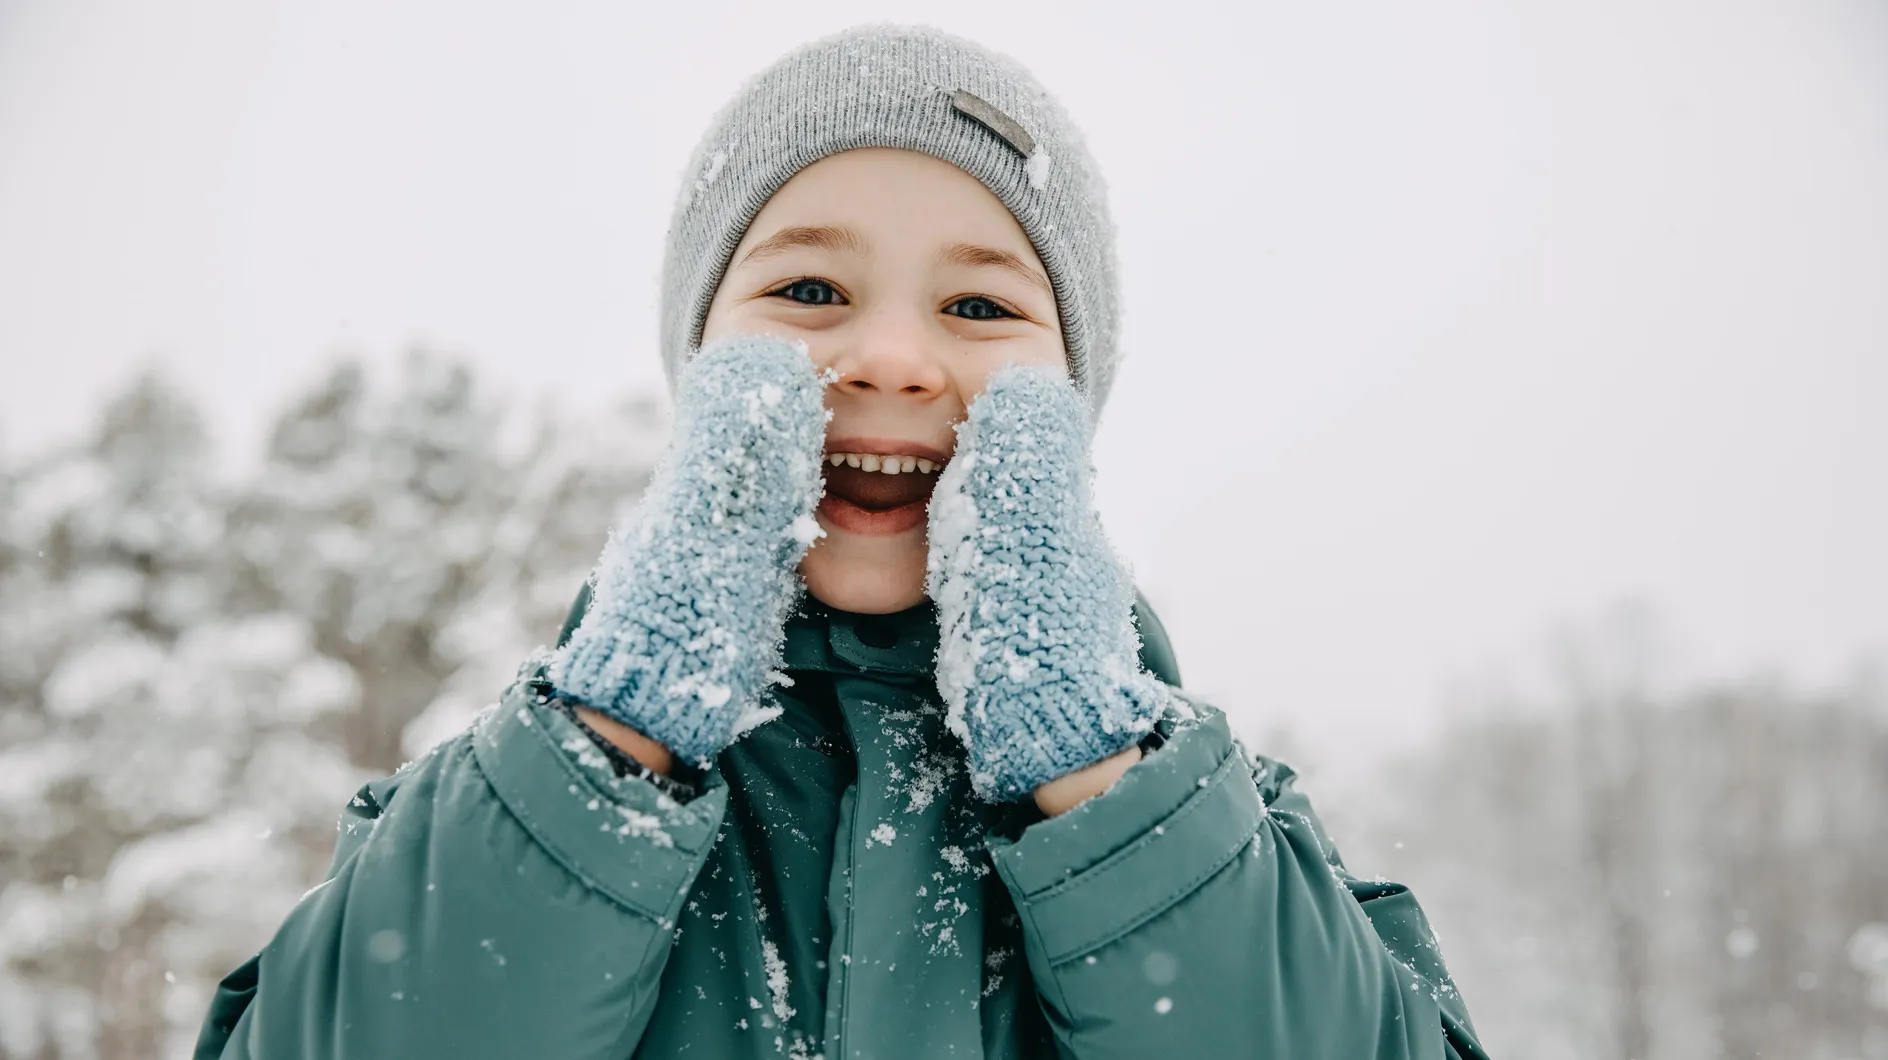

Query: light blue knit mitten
[
  {"left": 927, "top": 365, "right": 1169, "bottom": 802},
  {"left": 549, "top": 336, "right": 830, "bottom": 767}
]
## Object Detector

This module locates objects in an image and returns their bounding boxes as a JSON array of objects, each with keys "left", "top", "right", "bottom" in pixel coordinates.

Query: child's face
[{"left": 701, "top": 147, "right": 1067, "bottom": 615}]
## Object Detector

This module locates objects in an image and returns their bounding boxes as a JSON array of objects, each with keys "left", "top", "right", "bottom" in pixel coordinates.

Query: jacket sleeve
[
  {"left": 986, "top": 695, "right": 1489, "bottom": 1060},
  {"left": 193, "top": 669, "right": 728, "bottom": 1060}
]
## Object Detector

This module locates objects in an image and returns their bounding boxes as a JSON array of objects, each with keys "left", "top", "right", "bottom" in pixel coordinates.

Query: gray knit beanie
[{"left": 659, "top": 24, "right": 1121, "bottom": 416}]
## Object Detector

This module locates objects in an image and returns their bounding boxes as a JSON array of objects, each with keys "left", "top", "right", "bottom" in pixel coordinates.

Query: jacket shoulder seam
[
  {"left": 469, "top": 724, "right": 674, "bottom": 924},
  {"left": 1028, "top": 748, "right": 1262, "bottom": 964},
  {"left": 1028, "top": 743, "right": 1243, "bottom": 905}
]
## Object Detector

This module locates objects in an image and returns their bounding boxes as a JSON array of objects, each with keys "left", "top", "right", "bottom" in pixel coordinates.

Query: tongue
[{"left": 824, "top": 465, "right": 936, "bottom": 510}]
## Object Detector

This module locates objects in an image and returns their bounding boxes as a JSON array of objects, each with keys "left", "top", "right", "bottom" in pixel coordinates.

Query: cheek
[
  {"left": 701, "top": 297, "right": 840, "bottom": 368},
  {"left": 800, "top": 336, "right": 840, "bottom": 372},
  {"left": 955, "top": 335, "right": 1070, "bottom": 400},
  {"left": 698, "top": 288, "right": 738, "bottom": 346},
  {"left": 1009, "top": 338, "right": 1071, "bottom": 371}
]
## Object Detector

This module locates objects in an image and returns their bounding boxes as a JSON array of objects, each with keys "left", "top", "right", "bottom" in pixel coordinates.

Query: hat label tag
[{"left": 950, "top": 90, "right": 1037, "bottom": 158}]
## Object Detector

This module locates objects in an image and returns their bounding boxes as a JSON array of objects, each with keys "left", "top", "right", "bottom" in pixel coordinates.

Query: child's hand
[
  {"left": 926, "top": 365, "right": 1168, "bottom": 803},
  {"left": 549, "top": 336, "right": 830, "bottom": 768}
]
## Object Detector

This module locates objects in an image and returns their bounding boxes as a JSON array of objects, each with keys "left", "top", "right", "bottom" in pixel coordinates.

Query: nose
[{"left": 823, "top": 308, "right": 951, "bottom": 398}]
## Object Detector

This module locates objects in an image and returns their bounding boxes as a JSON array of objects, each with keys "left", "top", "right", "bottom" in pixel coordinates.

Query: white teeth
[{"left": 824, "top": 452, "right": 943, "bottom": 473}]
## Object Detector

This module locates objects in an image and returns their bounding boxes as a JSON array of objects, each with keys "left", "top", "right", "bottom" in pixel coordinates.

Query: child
[{"left": 196, "top": 25, "right": 1486, "bottom": 1060}]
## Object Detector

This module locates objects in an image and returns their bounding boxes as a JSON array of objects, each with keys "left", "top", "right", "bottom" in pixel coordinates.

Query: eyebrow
[
  {"left": 937, "top": 242, "right": 1053, "bottom": 297},
  {"left": 738, "top": 224, "right": 869, "bottom": 265}
]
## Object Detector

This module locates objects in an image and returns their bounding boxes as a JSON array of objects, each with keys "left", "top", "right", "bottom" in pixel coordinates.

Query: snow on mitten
[
  {"left": 549, "top": 336, "right": 830, "bottom": 768},
  {"left": 927, "top": 364, "right": 1169, "bottom": 802}
]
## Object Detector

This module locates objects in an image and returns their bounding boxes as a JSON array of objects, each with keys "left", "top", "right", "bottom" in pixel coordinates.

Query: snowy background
[{"left": 1, "top": 1, "right": 1885, "bottom": 1057}]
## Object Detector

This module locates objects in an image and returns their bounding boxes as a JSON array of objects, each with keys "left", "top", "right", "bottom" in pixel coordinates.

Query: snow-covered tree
[
  {"left": 225, "top": 352, "right": 505, "bottom": 771},
  {"left": 224, "top": 351, "right": 667, "bottom": 767},
  {"left": 1349, "top": 622, "right": 1888, "bottom": 1060},
  {"left": 0, "top": 355, "right": 666, "bottom": 1058},
  {"left": 0, "top": 374, "right": 361, "bottom": 1058}
]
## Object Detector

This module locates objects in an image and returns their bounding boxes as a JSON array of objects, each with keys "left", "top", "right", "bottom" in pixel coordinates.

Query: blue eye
[
  {"left": 770, "top": 279, "right": 846, "bottom": 306},
  {"left": 945, "top": 296, "right": 1016, "bottom": 321}
]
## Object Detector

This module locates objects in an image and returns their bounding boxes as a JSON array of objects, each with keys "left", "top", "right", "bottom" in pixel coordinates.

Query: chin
[{"left": 800, "top": 537, "right": 929, "bottom": 615}]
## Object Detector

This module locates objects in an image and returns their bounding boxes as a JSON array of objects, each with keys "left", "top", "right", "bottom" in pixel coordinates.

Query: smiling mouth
[{"left": 818, "top": 447, "right": 948, "bottom": 536}]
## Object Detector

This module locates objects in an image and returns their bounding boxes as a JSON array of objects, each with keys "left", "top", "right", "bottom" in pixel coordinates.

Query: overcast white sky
[{"left": 2, "top": 0, "right": 1883, "bottom": 775}]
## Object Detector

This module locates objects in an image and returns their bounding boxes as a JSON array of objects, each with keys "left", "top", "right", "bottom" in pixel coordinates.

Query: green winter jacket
[{"left": 196, "top": 593, "right": 1487, "bottom": 1059}]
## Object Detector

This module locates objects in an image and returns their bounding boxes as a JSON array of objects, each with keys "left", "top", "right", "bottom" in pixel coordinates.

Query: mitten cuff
[{"left": 965, "top": 676, "right": 1169, "bottom": 802}]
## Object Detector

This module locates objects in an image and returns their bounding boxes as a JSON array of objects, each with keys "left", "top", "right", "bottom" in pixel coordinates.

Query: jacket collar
[{"left": 781, "top": 595, "right": 940, "bottom": 676}]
